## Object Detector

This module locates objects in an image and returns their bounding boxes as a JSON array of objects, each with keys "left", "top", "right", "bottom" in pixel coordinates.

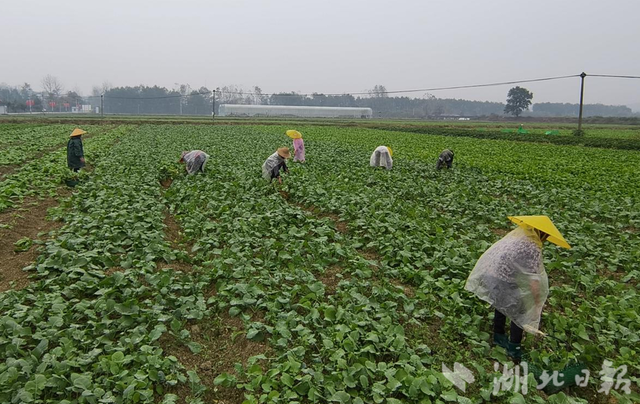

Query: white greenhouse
[{"left": 218, "top": 104, "right": 372, "bottom": 119}]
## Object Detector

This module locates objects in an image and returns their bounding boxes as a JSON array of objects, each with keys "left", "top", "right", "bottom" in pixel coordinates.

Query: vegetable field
[{"left": 0, "top": 122, "right": 638, "bottom": 404}]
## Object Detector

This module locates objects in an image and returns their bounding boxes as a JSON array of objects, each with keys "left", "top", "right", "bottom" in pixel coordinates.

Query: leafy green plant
[
  {"left": 0, "top": 122, "right": 637, "bottom": 403},
  {"left": 13, "top": 237, "right": 33, "bottom": 252}
]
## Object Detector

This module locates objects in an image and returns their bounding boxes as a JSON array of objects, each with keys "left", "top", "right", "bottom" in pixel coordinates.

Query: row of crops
[
  {"left": 0, "top": 125, "right": 121, "bottom": 212},
  {"left": 0, "top": 123, "right": 638, "bottom": 403}
]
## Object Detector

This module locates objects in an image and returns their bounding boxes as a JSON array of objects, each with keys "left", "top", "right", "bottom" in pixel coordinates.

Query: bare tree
[
  {"left": 101, "top": 81, "right": 113, "bottom": 94},
  {"left": 175, "top": 83, "right": 191, "bottom": 114},
  {"left": 368, "top": 85, "right": 388, "bottom": 98},
  {"left": 253, "top": 86, "right": 267, "bottom": 105},
  {"left": 41, "top": 74, "right": 63, "bottom": 100},
  {"left": 217, "top": 85, "right": 247, "bottom": 105}
]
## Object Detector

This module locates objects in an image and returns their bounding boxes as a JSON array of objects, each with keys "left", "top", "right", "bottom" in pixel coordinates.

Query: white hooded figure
[
  {"left": 465, "top": 216, "right": 571, "bottom": 335},
  {"left": 180, "top": 150, "right": 210, "bottom": 175},
  {"left": 465, "top": 226, "right": 549, "bottom": 333},
  {"left": 370, "top": 146, "right": 393, "bottom": 170}
]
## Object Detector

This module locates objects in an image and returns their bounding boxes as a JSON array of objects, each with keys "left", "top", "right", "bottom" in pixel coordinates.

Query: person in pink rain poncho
[{"left": 286, "top": 130, "right": 305, "bottom": 162}]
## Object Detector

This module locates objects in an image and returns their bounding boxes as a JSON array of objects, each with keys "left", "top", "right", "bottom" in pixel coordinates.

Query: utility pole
[
  {"left": 101, "top": 94, "right": 104, "bottom": 118},
  {"left": 578, "top": 72, "right": 587, "bottom": 132},
  {"left": 212, "top": 89, "right": 215, "bottom": 121}
]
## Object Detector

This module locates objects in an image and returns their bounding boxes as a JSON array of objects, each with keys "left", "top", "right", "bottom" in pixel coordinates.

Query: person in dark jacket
[
  {"left": 67, "top": 128, "right": 86, "bottom": 172},
  {"left": 436, "top": 149, "right": 454, "bottom": 170}
]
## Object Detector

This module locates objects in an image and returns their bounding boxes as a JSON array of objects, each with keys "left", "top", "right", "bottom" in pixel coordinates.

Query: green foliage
[
  {"left": 13, "top": 237, "right": 33, "bottom": 252},
  {"left": 0, "top": 125, "right": 128, "bottom": 212},
  {"left": 0, "top": 125, "right": 74, "bottom": 166},
  {"left": 0, "top": 123, "right": 637, "bottom": 403},
  {"left": 371, "top": 125, "right": 640, "bottom": 150}
]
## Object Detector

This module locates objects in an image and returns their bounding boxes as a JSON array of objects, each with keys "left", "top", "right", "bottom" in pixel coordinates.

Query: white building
[
  {"left": 218, "top": 104, "right": 372, "bottom": 119},
  {"left": 0, "top": 106, "right": 7, "bottom": 115}
]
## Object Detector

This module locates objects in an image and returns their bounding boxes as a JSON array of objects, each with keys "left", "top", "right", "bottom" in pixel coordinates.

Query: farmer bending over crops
[
  {"left": 180, "top": 150, "right": 210, "bottom": 175},
  {"left": 286, "top": 130, "right": 305, "bottom": 163},
  {"left": 370, "top": 146, "right": 393, "bottom": 170},
  {"left": 436, "top": 149, "right": 454, "bottom": 170},
  {"left": 465, "top": 215, "right": 571, "bottom": 361},
  {"left": 67, "top": 128, "right": 86, "bottom": 172},
  {"left": 262, "top": 147, "right": 290, "bottom": 184}
]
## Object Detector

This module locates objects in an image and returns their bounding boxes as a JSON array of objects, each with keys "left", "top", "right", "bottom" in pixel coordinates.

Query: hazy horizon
[{"left": 2, "top": 0, "right": 639, "bottom": 109}]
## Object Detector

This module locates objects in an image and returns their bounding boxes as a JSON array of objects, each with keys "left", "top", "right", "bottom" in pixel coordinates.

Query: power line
[
  {"left": 17, "top": 72, "right": 640, "bottom": 102},
  {"left": 360, "top": 74, "right": 581, "bottom": 95},
  {"left": 98, "top": 74, "right": 581, "bottom": 100},
  {"left": 588, "top": 74, "right": 640, "bottom": 79},
  {"left": 101, "top": 73, "right": 640, "bottom": 100},
  {"left": 212, "top": 74, "right": 580, "bottom": 97}
]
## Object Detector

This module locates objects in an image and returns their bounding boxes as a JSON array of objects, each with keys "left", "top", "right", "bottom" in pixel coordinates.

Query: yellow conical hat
[
  {"left": 286, "top": 130, "right": 302, "bottom": 139},
  {"left": 70, "top": 128, "right": 87, "bottom": 137},
  {"left": 508, "top": 215, "right": 571, "bottom": 249},
  {"left": 386, "top": 147, "right": 393, "bottom": 157}
]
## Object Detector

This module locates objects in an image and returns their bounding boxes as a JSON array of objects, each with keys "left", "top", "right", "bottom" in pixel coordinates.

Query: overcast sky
[{"left": 2, "top": 0, "right": 639, "bottom": 108}]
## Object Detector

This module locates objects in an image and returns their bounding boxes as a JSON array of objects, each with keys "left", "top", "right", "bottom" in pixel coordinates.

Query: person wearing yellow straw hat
[
  {"left": 436, "top": 149, "right": 454, "bottom": 170},
  {"left": 370, "top": 146, "right": 393, "bottom": 170},
  {"left": 262, "top": 147, "right": 290, "bottom": 184},
  {"left": 286, "top": 130, "right": 305, "bottom": 163},
  {"left": 67, "top": 128, "right": 86, "bottom": 172},
  {"left": 465, "top": 215, "right": 571, "bottom": 361}
]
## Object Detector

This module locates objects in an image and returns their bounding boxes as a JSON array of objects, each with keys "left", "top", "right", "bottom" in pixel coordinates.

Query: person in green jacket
[{"left": 67, "top": 128, "right": 86, "bottom": 172}]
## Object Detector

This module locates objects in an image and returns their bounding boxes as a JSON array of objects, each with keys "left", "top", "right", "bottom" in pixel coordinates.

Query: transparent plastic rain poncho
[
  {"left": 182, "top": 150, "right": 210, "bottom": 175},
  {"left": 465, "top": 226, "right": 549, "bottom": 333},
  {"left": 262, "top": 152, "right": 287, "bottom": 181},
  {"left": 370, "top": 146, "right": 393, "bottom": 170},
  {"left": 293, "top": 138, "right": 305, "bottom": 162}
]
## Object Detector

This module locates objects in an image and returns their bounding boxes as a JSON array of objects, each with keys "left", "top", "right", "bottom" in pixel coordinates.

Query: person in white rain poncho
[
  {"left": 262, "top": 147, "right": 290, "bottom": 183},
  {"left": 465, "top": 216, "right": 571, "bottom": 361},
  {"left": 180, "top": 150, "right": 210, "bottom": 175},
  {"left": 370, "top": 146, "right": 393, "bottom": 170}
]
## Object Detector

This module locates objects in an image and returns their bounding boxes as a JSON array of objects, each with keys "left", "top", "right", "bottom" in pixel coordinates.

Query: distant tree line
[
  {"left": 1, "top": 78, "right": 637, "bottom": 118},
  {"left": 0, "top": 83, "right": 43, "bottom": 112},
  {"left": 532, "top": 102, "right": 633, "bottom": 117},
  {"left": 101, "top": 85, "right": 212, "bottom": 116}
]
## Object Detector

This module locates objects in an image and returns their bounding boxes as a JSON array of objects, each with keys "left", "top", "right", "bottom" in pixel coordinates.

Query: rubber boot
[
  {"left": 507, "top": 342, "right": 522, "bottom": 363},
  {"left": 493, "top": 333, "right": 509, "bottom": 349}
]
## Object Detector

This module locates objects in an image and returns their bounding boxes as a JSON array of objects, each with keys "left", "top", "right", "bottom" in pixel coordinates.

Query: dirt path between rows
[
  {"left": 157, "top": 182, "right": 269, "bottom": 403},
  {"left": 158, "top": 313, "right": 270, "bottom": 404},
  {"left": 159, "top": 208, "right": 194, "bottom": 273},
  {"left": 0, "top": 189, "right": 70, "bottom": 292},
  {"left": 158, "top": 177, "right": 195, "bottom": 273}
]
